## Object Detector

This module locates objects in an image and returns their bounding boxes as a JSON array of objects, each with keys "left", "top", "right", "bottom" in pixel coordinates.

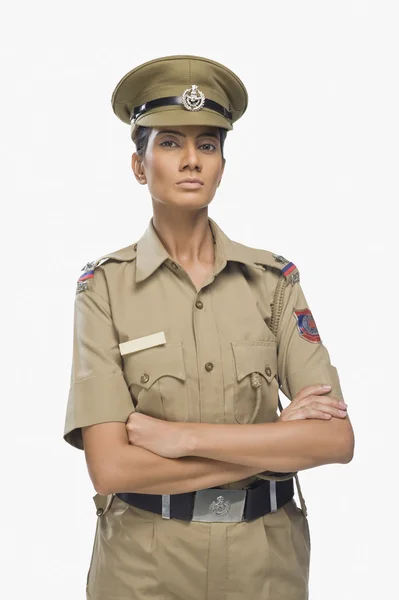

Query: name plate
[{"left": 119, "top": 331, "right": 166, "bottom": 356}]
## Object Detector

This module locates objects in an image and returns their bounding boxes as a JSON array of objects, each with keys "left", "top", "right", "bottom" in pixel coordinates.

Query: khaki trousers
[{"left": 86, "top": 493, "right": 310, "bottom": 599}]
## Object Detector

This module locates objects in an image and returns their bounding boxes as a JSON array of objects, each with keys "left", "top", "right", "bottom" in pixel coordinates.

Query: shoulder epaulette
[
  {"left": 252, "top": 249, "right": 300, "bottom": 286},
  {"left": 76, "top": 242, "right": 138, "bottom": 294}
]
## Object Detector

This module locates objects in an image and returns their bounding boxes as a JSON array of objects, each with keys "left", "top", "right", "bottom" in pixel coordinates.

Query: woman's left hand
[{"left": 125, "top": 412, "right": 192, "bottom": 458}]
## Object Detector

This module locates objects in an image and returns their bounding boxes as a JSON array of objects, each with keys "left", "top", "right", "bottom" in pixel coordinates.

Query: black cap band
[{"left": 130, "top": 95, "right": 233, "bottom": 123}]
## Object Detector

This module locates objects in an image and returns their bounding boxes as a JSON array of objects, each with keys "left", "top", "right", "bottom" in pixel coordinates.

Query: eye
[
  {"left": 160, "top": 140, "right": 178, "bottom": 147},
  {"left": 199, "top": 143, "right": 217, "bottom": 151}
]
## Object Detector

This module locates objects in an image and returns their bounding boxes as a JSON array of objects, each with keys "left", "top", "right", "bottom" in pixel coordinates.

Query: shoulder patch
[
  {"left": 252, "top": 249, "right": 300, "bottom": 286},
  {"left": 75, "top": 242, "right": 137, "bottom": 294},
  {"left": 294, "top": 308, "right": 321, "bottom": 343}
]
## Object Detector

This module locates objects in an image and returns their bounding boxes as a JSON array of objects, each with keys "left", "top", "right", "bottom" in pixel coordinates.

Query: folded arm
[
  {"left": 183, "top": 414, "right": 354, "bottom": 471},
  {"left": 82, "top": 422, "right": 264, "bottom": 496}
]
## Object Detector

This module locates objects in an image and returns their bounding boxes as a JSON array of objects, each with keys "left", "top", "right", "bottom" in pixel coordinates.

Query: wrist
[{"left": 181, "top": 422, "right": 200, "bottom": 456}]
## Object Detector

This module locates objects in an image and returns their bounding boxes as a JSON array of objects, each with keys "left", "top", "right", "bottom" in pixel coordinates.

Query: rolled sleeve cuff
[
  {"left": 286, "top": 363, "right": 344, "bottom": 402},
  {"left": 63, "top": 372, "right": 134, "bottom": 450}
]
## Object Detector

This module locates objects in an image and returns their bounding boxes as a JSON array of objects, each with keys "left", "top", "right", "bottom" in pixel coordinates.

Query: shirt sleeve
[
  {"left": 256, "top": 270, "right": 345, "bottom": 483},
  {"left": 276, "top": 276, "right": 344, "bottom": 402},
  {"left": 63, "top": 266, "right": 134, "bottom": 450}
]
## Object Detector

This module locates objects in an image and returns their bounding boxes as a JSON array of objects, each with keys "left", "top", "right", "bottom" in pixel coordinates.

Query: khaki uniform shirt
[
  {"left": 63, "top": 216, "right": 344, "bottom": 599},
  {"left": 64, "top": 216, "right": 343, "bottom": 457}
]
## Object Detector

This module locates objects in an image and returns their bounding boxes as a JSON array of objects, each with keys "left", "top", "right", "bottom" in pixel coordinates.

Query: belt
[{"left": 116, "top": 477, "right": 294, "bottom": 523}]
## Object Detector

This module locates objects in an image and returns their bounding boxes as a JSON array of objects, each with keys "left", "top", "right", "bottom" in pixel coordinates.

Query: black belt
[{"left": 116, "top": 477, "right": 294, "bottom": 523}]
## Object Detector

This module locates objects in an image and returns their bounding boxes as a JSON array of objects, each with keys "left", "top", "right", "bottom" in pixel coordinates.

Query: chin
[
  {"left": 172, "top": 199, "right": 211, "bottom": 209},
  {"left": 162, "top": 193, "right": 211, "bottom": 206}
]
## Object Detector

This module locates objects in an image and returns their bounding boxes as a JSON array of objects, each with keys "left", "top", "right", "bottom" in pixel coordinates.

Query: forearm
[
  {"left": 186, "top": 417, "right": 354, "bottom": 471},
  {"left": 104, "top": 444, "right": 263, "bottom": 495}
]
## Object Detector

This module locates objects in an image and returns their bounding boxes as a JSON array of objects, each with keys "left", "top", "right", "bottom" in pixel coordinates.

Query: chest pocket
[
  {"left": 122, "top": 342, "right": 188, "bottom": 422},
  {"left": 231, "top": 340, "right": 279, "bottom": 424}
]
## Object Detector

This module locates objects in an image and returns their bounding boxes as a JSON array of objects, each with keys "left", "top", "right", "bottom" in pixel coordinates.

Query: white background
[{"left": 2, "top": 1, "right": 398, "bottom": 598}]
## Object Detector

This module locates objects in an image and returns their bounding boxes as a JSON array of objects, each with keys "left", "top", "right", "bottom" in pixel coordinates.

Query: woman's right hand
[{"left": 278, "top": 384, "right": 348, "bottom": 422}]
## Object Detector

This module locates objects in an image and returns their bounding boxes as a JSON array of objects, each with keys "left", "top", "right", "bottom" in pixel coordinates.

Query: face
[{"left": 131, "top": 125, "right": 225, "bottom": 210}]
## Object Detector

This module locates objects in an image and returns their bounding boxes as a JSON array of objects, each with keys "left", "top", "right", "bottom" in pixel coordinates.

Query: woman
[{"left": 64, "top": 55, "right": 354, "bottom": 600}]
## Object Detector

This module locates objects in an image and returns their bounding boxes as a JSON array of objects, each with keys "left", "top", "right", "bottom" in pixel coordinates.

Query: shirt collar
[{"left": 135, "top": 216, "right": 264, "bottom": 283}]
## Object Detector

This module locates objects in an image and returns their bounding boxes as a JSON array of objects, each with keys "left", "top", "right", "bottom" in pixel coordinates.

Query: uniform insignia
[
  {"left": 81, "top": 260, "right": 96, "bottom": 272},
  {"left": 272, "top": 254, "right": 289, "bottom": 264},
  {"left": 78, "top": 268, "right": 95, "bottom": 282},
  {"left": 76, "top": 281, "right": 88, "bottom": 294},
  {"left": 182, "top": 84, "right": 205, "bottom": 111},
  {"left": 76, "top": 261, "right": 96, "bottom": 294},
  {"left": 75, "top": 244, "right": 137, "bottom": 294},
  {"left": 271, "top": 254, "right": 300, "bottom": 285},
  {"left": 290, "top": 271, "right": 300, "bottom": 285},
  {"left": 209, "top": 496, "right": 231, "bottom": 517},
  {"left": 281, "top": 262, "right": 297, "bottom": 279},
  {"left": 294, "top": 308, "right": 321, "bottom": 343}
]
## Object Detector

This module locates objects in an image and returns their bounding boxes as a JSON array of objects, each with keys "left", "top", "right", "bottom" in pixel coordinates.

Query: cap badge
[{"left": 182, "top": 84, "right": 205, "bottom": 111}]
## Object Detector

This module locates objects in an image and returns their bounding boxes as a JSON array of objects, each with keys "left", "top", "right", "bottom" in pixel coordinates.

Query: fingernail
[
  {"left": 322, "top": 384, "right": 331, "bottom": 389},
  {"left": 339, "top": 401, "right": 347, "bottom": 408},
  {"left": 338, "top": 410, "right": 347, "bottom": 416}
]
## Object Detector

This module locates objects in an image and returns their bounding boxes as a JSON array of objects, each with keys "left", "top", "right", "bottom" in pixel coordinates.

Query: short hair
[{"left": 133, "top": 126, "right": 228, "bottom": 158}]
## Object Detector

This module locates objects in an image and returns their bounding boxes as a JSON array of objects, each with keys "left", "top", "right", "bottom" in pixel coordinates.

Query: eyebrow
[{"left": 155, "top": 130, "right": 220, "bottom": 140}]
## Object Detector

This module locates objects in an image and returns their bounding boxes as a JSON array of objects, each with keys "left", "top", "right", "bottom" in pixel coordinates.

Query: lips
[
  {"left": 176, "top": 178, "right": 204, "bottom": 185},
  {"left": 176, "top": 177, "right": 204, "bottom": 189}
]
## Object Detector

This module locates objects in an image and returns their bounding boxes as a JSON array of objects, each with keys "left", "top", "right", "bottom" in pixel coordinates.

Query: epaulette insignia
[
  {"left": 272, "top": 254, "right": 300, "bottom": 285},
  {"left": 272, "top": 254, "right": 289, "bottom": 264},
  {"left": 81, "top": 260, "right": 96, "bottom": 272},
  {"left": 76, "top": 260, "right": 97, "bottom": 294},
  {"left": 75, "top": 243, "right": 137, "bottom": 294}
]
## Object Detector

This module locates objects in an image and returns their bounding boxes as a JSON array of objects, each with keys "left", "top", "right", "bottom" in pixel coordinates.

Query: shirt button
[
  {"left": 140, "top": 372, "right": 150, "bottom": 383},
  {"left": 96, "top": 508, "right": 104, "bottom": 517},
  {"left": 205, "top": 362, "right": 214, "bottom": 372},
  {"left": 265, "top": 365, "right": 272, "bottom": 377},
  {"left": 195, "top": 300, "right": 203, "bottom": 309},
  {"left": 171, "top": 262, "right": 179, "bottom": 270}
]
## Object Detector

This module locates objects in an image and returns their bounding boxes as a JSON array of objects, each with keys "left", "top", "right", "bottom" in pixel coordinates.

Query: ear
[
  {"left": 131, "top": 152, "right": 147, "bottom": 185},
  {"left": 218, "top": 158, "right": 226, "bottom": 186}
]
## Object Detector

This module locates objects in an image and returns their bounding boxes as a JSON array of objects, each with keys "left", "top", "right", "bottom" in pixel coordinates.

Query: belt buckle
[{"left": 192, "top": 488, "right": 247, "bottom": 523}]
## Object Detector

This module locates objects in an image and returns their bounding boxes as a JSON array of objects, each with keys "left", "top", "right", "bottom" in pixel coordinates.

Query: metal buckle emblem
[
  {"left": 192, "top": 488, "right": 247, "bottom": 522},
  {"left": 181, "top": 84, "right": 205, "bottom": 111}
]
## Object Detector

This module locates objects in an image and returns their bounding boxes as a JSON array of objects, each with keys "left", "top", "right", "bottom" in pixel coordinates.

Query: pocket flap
[
  {"left": 231, "top": 341, "right": 278, "bottom": 383},
  {"left": 123, "top": 342, "right": 186, "bottom": 389}
]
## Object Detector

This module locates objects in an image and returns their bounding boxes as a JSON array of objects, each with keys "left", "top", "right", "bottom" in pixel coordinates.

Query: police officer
[{"left": 63, "top": 55, "right": 354, "bottom": 599}]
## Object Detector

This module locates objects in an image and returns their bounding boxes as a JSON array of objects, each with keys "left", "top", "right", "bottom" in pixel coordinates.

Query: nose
[{"left": 179, "top": 139, "right": 202, "bottom": 172}]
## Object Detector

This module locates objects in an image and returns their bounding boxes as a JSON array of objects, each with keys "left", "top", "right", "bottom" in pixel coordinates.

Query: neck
[{"left": 151, "top": 208, "right": 215, "bottom": 267}]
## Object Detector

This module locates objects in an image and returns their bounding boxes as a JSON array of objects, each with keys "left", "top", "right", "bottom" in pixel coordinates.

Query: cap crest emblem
[{"left": 182, "top": 84, "right": 205, "bottom": 111}]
